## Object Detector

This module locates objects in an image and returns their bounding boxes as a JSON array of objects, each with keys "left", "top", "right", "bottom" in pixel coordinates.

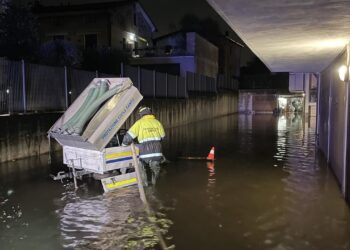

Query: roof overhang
[{"left": 207, "top": 0, "right": 350, "bottom": 73}]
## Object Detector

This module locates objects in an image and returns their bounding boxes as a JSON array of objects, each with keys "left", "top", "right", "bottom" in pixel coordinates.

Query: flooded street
[{"left": 1, "top": 114, "right": 350, "bottom": 250}]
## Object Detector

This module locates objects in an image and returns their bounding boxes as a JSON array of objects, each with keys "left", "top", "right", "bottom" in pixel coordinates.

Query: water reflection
[
  {"left": 206, "top": 162, "right": 216, "bottom": 211},
  {"left": 157, "top": 114, "right": 350, "bottom": 250},
  {"left": 57, "top": 184, "right": 173, "bottom": 250},
  {"left": 58, "top": 185, "right": 139, "bottom": 249},
  {"left": 1, "top": 114, "right": 350, "bottom": 250},
  {"left": 255, "top": 114, "right": 350, "bottom": 250},
  {"left": 0, "top": 154, "right": 173, "bottom": 250}
]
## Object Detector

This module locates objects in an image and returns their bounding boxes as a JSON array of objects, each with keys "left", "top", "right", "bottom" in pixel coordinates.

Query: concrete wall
[
  {"left": 0, "top": 114, "right": 60, "bottom": 163},
  {"left": 0, "top": 93, "right": 238, "bottom": 163},
  {"left": 318, "top": 49, "right": 348, "bottom": 200},
  {"left": 289, "top": 73, "right": 305, "bottom": 92},
  {"left": 289, "top": 73, "right": 319, "bottom": 116},
  {"left": 192, "top": 33, "right": 219, "bottom": 78},
  {"left": 217, "top": 36, "right": 242, "bottom": 80},
  {"left": 239, "top": 91, "right": 277, "bottom": 114}
]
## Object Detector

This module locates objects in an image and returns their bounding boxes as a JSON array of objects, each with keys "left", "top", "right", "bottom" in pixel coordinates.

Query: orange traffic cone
[{"left": 206, "top": 147, "right": 215, "bottom": 161}]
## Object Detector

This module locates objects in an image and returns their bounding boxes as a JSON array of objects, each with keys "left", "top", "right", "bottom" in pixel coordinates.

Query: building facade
[
  {"left": 32, "top": 0, "right": 156, "bottom": 57},
  {"left": 129, "top": 31, "right": 219, "bottom": 78}
]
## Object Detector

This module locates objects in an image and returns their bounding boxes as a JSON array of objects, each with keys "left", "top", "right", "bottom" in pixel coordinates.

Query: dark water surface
[{"left": 1, "top": 114, "right": 350, "bottom": 250}]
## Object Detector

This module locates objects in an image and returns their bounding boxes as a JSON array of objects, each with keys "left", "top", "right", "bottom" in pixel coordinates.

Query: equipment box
[
  {"left": 63, "top": 145, "right": 139, "bottom": 174},
  {"left": 48, "top": 78, "right": 143, "bottom": 192}
]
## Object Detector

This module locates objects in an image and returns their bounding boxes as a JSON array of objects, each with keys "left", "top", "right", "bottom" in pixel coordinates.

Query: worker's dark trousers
[{"left": 140, "top": 160, "right": 161, "bottom": 186}]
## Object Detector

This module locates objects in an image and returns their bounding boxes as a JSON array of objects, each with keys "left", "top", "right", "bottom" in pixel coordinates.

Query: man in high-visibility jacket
[{"left": 122, "top": 106, "right": 165, "bottom": 186}]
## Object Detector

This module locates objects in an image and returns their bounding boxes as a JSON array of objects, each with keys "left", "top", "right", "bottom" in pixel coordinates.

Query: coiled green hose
[{"left": 69, "top": 84, "right": 122, "bottom": 135}]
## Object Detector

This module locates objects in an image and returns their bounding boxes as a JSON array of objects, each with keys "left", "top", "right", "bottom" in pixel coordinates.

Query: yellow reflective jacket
[{"left": 127, "top": 115, "right": 165, "bottom": 143}]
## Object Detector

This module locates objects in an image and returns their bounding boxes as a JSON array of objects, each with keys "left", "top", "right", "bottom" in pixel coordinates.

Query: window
[{"left": 84, "top": 34, "right": 97, "bottom": 49}]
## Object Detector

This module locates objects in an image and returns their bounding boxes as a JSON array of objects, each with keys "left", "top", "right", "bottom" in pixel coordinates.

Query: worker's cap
[{"left": 138, "top": 106, "right": 152, "bottom": 116}]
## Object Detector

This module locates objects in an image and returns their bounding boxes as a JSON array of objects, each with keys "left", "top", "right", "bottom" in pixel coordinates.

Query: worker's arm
[
  {"left": 122, "top": 121, "right": 140, "bottom": 146},
  {"left": 121, "top": 133, "right": 133, "bottom": 146}
]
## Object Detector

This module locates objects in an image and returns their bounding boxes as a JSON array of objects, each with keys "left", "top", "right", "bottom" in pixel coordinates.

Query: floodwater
[{"left": 1, "top": 114, "right": 350, "bottom": 250}]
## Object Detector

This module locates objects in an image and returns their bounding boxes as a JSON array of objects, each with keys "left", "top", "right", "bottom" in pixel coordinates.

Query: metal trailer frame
[{"left": 48, "top": 78, "right": 143, "bottom": 192}]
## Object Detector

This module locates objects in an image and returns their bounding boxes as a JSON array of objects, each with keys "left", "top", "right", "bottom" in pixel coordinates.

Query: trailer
[{"left": 48, "top": 78, "right": 143, "bottom": 192}]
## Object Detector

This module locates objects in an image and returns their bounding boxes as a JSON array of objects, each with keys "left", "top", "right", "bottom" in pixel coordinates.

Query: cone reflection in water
[
  {"left": 207, "top": 147, "right": 215, "bottom": 161},
  {"left": 207, "top": 162, "right": 215, "bottom": 175}
]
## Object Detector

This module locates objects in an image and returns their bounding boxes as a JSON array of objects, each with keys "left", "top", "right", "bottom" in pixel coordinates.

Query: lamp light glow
[
  {"left": 315, "top": 39, "right": 347, "bottom": 49},
  {"left": 128, "top": 33, "right": 136, "bottom": 42},
  {"left": 338, "top": 65, "right": 348, "bottom": 81},
  {"left": 278, "top": 97, "right": 287, "bottom": 107}
]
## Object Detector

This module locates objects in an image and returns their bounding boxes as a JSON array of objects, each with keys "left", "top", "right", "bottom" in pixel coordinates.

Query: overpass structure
[{"left": 207, "top": 0, "right": 350, "bottom": 202}]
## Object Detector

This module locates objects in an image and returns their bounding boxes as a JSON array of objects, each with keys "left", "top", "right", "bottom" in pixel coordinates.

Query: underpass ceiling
[{"left": 207, "top": 0, "right": 350, "bottom": 72}]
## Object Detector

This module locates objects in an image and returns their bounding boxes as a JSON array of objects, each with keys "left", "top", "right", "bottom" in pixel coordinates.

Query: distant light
[
  {"left": 278, "top": 115, "right": 287, "bottom": 131},
  {"left": 69, "top": 91, "right": 72, "bottom": 95},
  {"left": 302, "top": 93, "right": 305, "bottom": 97},
  {"left": 6, "top": 89, "right": 9, "bottom": 94},
  {"left": 338, "top": 65, "right": 348, "bottom": 81},
  {"left": 128, "top": 33, "right": 136, "bottom": 42},
  {"left": 278, "top": 97, "right": 287, "bottom": 107}
]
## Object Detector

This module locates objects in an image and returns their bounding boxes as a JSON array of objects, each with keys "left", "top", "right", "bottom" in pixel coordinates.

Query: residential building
[
  {"left": 129, "top": 31, "right": 219, "bottom": 78},
  {"left": 32, "top": 0, "right": 156, "bottom": 57}
]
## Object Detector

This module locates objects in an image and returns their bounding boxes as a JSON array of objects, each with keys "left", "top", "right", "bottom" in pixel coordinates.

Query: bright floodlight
[
  {"left": 128, "top": 33, "right": 136, "bottom": 42},
  {"left": 338, "top": 65, "right": 348, "bottom": 81},
  {"left": 278, "top": 97, "right": 287, "bottom": 107}
]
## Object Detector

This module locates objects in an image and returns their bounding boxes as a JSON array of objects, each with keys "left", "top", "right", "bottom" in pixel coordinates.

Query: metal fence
[
  {"left": 186, "top": 72, "right": 218, "bottom": 93},
  {"left": 0, "top": 58, "right": 100, "bottom": 114},
  {"left": 217, "top": 74, "right": 239, "bottom": 90},
  {"left": 0, "top": 59, "right": 23, "bottom": 114},
  {"left": 122, "top": 65, "right": 190, "bottom": 98},
  {"left": 0, "top": 58, "right": 238, "bottom": 115}
]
